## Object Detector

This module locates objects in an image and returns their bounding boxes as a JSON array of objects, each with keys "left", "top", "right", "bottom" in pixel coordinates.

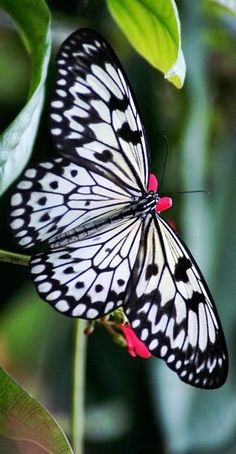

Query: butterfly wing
[
  {"left": 124, "top": 213, "right": 228, "bottom": 389},
  {"left": 10, "top": 157, "right": 132, "bottom": 248},
  {"left": 30, "top": 217, "right": 144, "bottom": 318},
  {"left": 49, "top": 28, "right": 150, "bottom": 195},
  {"left": 10, "top": 28, "right": 149, "bottom": 248}
]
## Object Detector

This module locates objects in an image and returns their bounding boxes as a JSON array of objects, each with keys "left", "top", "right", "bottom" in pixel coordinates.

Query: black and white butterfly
[{"left": 10, "top": 28, "right": 228, "bottom": 388}]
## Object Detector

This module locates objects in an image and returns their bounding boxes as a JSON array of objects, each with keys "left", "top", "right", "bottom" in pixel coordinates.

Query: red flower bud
[
  {"left": 119, "top": 324, "right": 151, "bottom": 359},
  {"left": 148, "top": 173, "right": 158, "bottom": 192},
  {"left": 156, "top": 196, "right": 172, "bottom": 213}
]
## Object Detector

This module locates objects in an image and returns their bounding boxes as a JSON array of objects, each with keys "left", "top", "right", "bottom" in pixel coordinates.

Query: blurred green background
[{"left": 0, "top": 1, "right": 236, "bottom": 453}]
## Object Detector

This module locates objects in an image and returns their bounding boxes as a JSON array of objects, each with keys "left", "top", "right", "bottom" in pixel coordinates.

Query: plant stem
[
  {"left": 0, "top": 249, "right": 30, "bottom": 266},
  {"left": 71, "top": 319, "right": 87, "bottom": 454}
]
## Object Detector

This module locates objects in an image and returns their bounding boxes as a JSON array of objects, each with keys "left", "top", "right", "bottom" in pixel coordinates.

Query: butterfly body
[
  {"left": 10, "top": 28, "right": 228, "bottom": 388},
  {"left": 48, "top": 190, "right": 158, "bottom": 248}
]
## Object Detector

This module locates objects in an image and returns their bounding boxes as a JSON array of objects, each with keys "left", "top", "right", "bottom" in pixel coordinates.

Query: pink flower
[
  {"left": 148, "top": 173, "right": 159, "bottom": 192},
  {"left": 148, "top": 173, "right": 172, "bottom": 213},
  {"left": 119, "top": 324, "right": 151, "bottom": 359}
]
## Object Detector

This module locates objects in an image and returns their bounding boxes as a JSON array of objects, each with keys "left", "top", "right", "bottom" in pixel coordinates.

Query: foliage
[
  {"left": 0, "top": 0, "right": 51, "bottom": 195},
  {"left": 107, "top": 0, "right": 186, "bottom": 88},
  {"left": 0, "top": 367, "right": 73, "bottom": 453}
]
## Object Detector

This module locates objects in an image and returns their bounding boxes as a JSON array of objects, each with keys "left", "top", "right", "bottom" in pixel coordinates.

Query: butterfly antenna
[
  {"left": 159, "top": 134, "right": 169, "bottom": 190},
  {"left": 169, "top": 189, "right": 209, "bottom": 195},
  {"left": 158, "top": 137, "right": 209, "bottom": 197}
]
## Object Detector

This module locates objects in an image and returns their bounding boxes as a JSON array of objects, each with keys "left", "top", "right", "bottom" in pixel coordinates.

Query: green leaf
[
  {"left": 107, "top": 0, "right": 186, "bottom": 88},
  {"left": 0, "top": 0, "right": 51, "bottom": 195},
  {"left": 208, "top": 0, "right": 236, "bottom": 16},
  {"left": 0, "top": 367, "right": 73, "bottom": 454}
]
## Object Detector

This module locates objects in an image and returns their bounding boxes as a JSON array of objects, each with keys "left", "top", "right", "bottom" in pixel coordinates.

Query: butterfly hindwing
[
  {"left": 30, "top": 217, "right": 143, "bottom": 318},
  {"left": 49, "top": 28, "right": 150, "bottom": 195},
  {"left": 124, "top": 213, "right": 228, "bottom": 388}
]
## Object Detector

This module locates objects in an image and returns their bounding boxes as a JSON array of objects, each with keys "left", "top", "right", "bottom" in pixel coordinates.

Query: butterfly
[{"left": 10, "top": 28, "right": 228, "bottom": 388}]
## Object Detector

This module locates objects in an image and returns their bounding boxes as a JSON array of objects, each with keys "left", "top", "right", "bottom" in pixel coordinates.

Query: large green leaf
[
  {"left": 0, "top": 0, "right": 51, "bottom": 195},
  {"left": 0, "top": 367, "right": 73, "bottom": 453},
  {"left": 107, "top": 0, "right": 186, "bottom": 88}
]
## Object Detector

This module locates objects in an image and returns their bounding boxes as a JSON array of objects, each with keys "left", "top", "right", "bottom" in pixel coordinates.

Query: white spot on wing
[
  {"left": 31, "top": 264, "right": 45, "bottom": 274},
  {"left": 72, "top": 304, "right": 86, "bottom": 317},
  {"left": 91, "top": 100, "right": 110, "bottom": 122},
  {"left": 132, "top": 319, "right": 140, "bottom": 328},
  {"left": 11, "top": 218, "right": 24, "bottom": 229},
  {"left": 38, "top": 282, "right": 52, "bottom": 293},
  {"left": 19, "top": 236, "right": 32, "bottom": 246},
  {"left": 91, "top": 64, "right": 123, "bottom": 99},
  {"left": 25, "top": 169, "right": 37, "bottom": 178},
  {"left": 57, "top": 79, "right": 66, "bottom": 86},
  {"left": 11, "top": 208, "right": 24, "bottom": 217},
  {"left": 149, "top": 339, "right": 158, "bottom": 350},
  {"left": 47, "top": 290, "right": 61, "bottom": 301},
  {"left": 56, "top": 89, "right": 67, "bottom": 97},
  {"left": 87, "top": 308, "right": 99, "bottom": 319},
  {"left": 206, "top": 307, "right": 216, "bottom": 344},
  {"left": 105, "top": 63, "right": 122, "bottom": 88},
  {"left": 51, "top": 128, "right": 62, "bottom": 136},
  {"left": 175, "top": 294, "right": 187, "bottom": 324},
  {"left": 87, "top": 74, "right": 110, "bottom": 101},
  {"left": 51, "top": 113, "right": 63, "bottom": 122},
  {"left": 198, "top": 303, "right": 208, "bottom": 351},
  {"left": 105, "top": 302, "right": 114, "bottom": 313},
  {"left": 51, "top": 100, "right": 64, "bottom": 108},
  {"left": 176, "top": 360, "right": 182, "bottom": 369},
  {"left": 11, "top": 193, "right": 23, "bottom": 206},
  {"left": 188, "top": 310, "right": 198, "bottom": 347},
  {"left": 160, "top": 345, "right": 168, "bottom": 357},
  {"left": 141, "top": 328, "right": 149, "bottom": 341}
]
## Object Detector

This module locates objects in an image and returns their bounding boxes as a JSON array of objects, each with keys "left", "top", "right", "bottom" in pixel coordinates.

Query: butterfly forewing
[
  {"left": 10, "top": 158, "right": 132, "bottom": 248},
  {"left": 124, "top": 213, "right": 228, "bottom": 388},
  {"left": 49, "top": 28, "right": 150, "bottom": 195}
]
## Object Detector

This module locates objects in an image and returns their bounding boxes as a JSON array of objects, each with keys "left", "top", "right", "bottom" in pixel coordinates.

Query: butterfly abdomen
[{"left": 49, "top": 192, "right": 158, "bottom": 248}]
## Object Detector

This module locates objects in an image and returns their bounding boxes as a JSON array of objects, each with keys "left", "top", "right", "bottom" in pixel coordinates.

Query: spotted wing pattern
[
  {"left": 10, "top": 157, "right": 132, "bottom": 248},
  {"left": 124, "top": 213, "right": 228, "bottom": 388},
  {"left": 49, "top": 28, "right": 149, "bottom": 195},
  {"left": 30, "top": 217, "right": 143, "bottom": 318}
]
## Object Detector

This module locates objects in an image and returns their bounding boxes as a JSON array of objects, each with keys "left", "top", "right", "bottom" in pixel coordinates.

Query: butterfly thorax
[
  {"left": 129, "top": 191, "right": 158, "bottom": 215},
  {"left": 49, "top": 191, "right": 159, "bottom": 248}
]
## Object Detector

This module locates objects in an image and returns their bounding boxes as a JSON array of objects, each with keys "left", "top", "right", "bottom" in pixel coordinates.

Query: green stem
[
  {"left": 0, "top": 249, "right": 30, "bottom": 266},
  {"left": 71, "top": 319, "right": 87, "bottom": 454}
]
